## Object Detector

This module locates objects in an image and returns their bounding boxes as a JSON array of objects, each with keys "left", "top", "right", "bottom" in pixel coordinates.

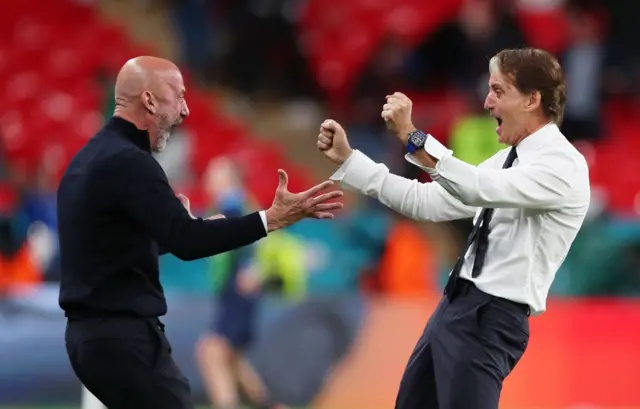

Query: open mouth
[{"left": 495, "top": 117, "right": 503, "bottom": 135}]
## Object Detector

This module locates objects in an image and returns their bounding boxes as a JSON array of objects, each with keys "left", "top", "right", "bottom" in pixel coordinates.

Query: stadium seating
[
  {"left": 297, "top": 0, "right": 640, "bottom": 216},
  {"left": 0, "top": 0, "right": 316, "bottom": 211},
  {"left": 1, "top": 1, "right": 638, "bottom": 215}
]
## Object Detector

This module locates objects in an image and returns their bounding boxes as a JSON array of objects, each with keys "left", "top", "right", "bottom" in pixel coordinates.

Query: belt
[
  {"left": 65, "top": 310, "right": 165, "bottom": 331},
  {"left": 456, "top": 279, "right": 531, "bottom": 317},
  {"left": 65, "top": 309, "right": 146, "bottom": 320}
]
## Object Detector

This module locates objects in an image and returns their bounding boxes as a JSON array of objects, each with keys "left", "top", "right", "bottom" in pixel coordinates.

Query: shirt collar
[
  {"left": 514, "top": 122, "right": 557, "bottom": 159},
  {"left": 105, "top": 116, "right": 152, "bottom": 153}
]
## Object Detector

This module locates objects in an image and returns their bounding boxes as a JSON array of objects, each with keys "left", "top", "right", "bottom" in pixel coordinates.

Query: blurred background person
[
  {"left": 195, "top": 157, "right": 271, "bottom": 409},
  {"left": 246, "top": 193, "right": 389, "bottom": 408},
  {"left": 0, "top": 183, "right": 41, "bottom": 301}
]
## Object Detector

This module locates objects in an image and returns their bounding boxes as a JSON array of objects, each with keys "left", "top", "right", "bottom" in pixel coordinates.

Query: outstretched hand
[{"left": 265, "top": 169, "right": 343, "bottom": 232}]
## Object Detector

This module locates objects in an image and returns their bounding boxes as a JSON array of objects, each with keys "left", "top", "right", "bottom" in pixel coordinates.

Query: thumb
[
  {"left": 277, "top": 169, "right": 288, "bottom": 190},
  {"left": 177, "top": 194, "right": 190, "bottom": 210},
  {"left": 177, "top": 194, "right": 195, "bottom": 218}
]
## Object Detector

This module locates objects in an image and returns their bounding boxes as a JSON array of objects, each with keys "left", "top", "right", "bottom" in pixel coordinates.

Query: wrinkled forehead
[
  {"left": 156, "top": 68, "right": 186, "bottom": 95},
  {"left": 488, "top": 69, "right": 515, "bottom": 92}
]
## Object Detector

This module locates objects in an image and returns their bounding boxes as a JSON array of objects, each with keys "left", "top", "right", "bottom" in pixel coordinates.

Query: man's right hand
[
  {"left": 265, "top": 169, "right": 343, "bottom": 232},
  {"left": 317, "top": 119, "right": 353, "bottom": 165}
]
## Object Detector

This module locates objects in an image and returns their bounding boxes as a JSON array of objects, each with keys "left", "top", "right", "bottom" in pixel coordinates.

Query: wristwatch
[{"left": 406, "top": 130, "right": 428, "bottom": 153}]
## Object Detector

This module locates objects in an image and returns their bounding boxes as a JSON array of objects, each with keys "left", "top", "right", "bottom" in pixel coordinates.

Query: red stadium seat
[
  {"left": 0, "top": 0, "right": 318, "bottom": 206},
  {"left": 513, "top": 8, "right": 570, "bottom": 56}
]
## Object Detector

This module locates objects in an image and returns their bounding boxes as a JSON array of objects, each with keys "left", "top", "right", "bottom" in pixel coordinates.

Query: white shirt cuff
[
  {"left": 405, "top": 134, "right": 453, "bottom": 172},
  {"left": 258, "top": 210, "right": 268, "bottom": 234},
  {"left": 329, "top": 150, "right": 358, "bottom": 182}
]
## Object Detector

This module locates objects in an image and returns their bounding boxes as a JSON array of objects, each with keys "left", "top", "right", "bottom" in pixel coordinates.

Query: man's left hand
[{"left": 381, "top": 92, "right": 417, "bottom": 143}]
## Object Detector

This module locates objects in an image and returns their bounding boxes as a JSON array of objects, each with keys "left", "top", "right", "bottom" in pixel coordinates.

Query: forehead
[
  {"left": 488, "top": 69, "right": 511, "bottom": 89},
  {"left": 160, "top": 69, "right": 185, "bottom": 93}
]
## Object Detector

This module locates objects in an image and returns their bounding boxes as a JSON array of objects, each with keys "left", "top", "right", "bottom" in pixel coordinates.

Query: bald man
[{"left": 58, "top": 57, "right": 343, "bottom": 409}]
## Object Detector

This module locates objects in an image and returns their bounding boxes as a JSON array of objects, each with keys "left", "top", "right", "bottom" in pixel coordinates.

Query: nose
[
  {"left": 484, "top": 93, "right": 494, "bottom": 111},
  {"left": 181, "top": 99, "right": 190, "bottom": 119}
]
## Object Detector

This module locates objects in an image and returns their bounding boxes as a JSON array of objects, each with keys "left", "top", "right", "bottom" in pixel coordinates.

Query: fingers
[
  {"left": 309, "top": 190, "right": 344, "bottom": 206},
  {"left": 320, "top": 119, "right": 337, "bottom": 132},
  {"left": 383, "top": 93, "right": 412, "bottom": 111},
  {"left": 382, "top": 92, "right": 413, "bottom": 127},
  {"left": 313, "top": 202, "right": 344, "bottom": 211},
  {"left": 277, "top": 169, "right": 288, "bottom": 191},
  {"left": 311, "top": 212, "right": 335, "bottom": 219},
  {"left": 321, "top": 119, "right": 346, "bottom": 136},
  {"left": 386, "top": 91, "right": 410, "bottom": 103},
  {"left": 318, "top": 121, "right": 336, "bottom": 151},
  {"left": 317, "top": 140, "right": 331, "bottom": 151},
  {"left": 318, "top": 132, "right": 333, "bottom": 144},
  {"left": 206, "top": 214, "right": 226, "bottom": 220},
  {"left": 381, "top": 108, "right": 393, "bottom": 122},
  {"left": 302, "top": 179, "right": 335, "bottom": 198}
]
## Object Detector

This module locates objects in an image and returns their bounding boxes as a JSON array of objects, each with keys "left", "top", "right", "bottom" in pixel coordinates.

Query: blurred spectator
[
  {"left": 195, "top": 157, "right": 272, "bottom": 409},
  {"left": 448, "top": 93, "right": 506, "bottom": 166},
  {"left": 0, "top": 183, "right": 42, "bottom": 298},
  {"left": 454, "top": 0, "right": 526, "bottom": 92},
  {"left": 215, "top": 0, "right": 317, "bottom": 99},
  {"left": 601, "top": 0, "right": 640, "bottom": 96},
  {"left": 560, "top": 4, "right": 605, "bottom": 141},
  {"left": 171, "top": 0, "right": 216, "bottom": 83}
]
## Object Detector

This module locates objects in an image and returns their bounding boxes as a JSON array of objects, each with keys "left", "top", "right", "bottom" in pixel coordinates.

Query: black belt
[
  {"left": 65, "top": 310, "right": 165, "bottom": 331},
  {"left": 64, "top": 309, "right": 140, "bottom": 319},
  {"left": 456, "top": 279, "right": 531, "bottom": 317}
]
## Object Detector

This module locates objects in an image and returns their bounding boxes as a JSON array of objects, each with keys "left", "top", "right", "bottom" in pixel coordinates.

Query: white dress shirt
[
  {"left": 331, "top": 123, "right": 590, "bottom": 315},
  {"left": 259, "top": 211, "right": 268, "bottom": 233}
]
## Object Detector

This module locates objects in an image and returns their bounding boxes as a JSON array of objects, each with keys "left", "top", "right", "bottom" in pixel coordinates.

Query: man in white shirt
[{"left": 316, "top": 48, "right": 590, "bottom": 409}]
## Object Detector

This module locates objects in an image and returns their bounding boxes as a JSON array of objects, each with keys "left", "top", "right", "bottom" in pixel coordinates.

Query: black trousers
[
  {"left": 65, "top": 316, "right": 194, "bottom": 409},
  {"left": 395, "top": 280, "right": 530, "bottom": 409}
]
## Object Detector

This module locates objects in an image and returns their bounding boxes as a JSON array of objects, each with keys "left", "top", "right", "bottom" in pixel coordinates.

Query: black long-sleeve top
[{"left": 57, "top": 116, "right": 267, "bottom": 318}]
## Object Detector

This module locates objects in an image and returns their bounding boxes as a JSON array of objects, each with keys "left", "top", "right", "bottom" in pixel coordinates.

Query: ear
[
  {"left": 524, "top": 90, "right": 541, "bottom": 113},
  {"left": 142, "top": 91, "right": 156, "bottom": 114}
]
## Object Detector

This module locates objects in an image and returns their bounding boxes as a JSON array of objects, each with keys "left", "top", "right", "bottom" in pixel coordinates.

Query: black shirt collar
[{"left": 106, "top": 116, "right": 152, "bottom": 153}]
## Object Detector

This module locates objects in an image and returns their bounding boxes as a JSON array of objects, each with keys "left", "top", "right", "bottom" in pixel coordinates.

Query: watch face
[{"left": 410, "top": 132, "right": 427, "bottom": 146}]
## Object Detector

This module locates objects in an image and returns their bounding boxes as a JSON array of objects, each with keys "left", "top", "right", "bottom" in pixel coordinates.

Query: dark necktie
[{"left": 444, "top": 147, "right": 518, "bottom": 298}]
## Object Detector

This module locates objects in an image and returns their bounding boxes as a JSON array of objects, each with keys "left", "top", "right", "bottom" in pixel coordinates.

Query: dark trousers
[
  {"left": 65, "top": 316, "right": 194, "bottom": 409},
  {"left": 395, "top": 280, "right": 530, "bottom": 409}
]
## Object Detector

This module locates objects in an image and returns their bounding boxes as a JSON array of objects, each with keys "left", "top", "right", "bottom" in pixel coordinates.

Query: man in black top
[{"left": 58, "top": 56, "right": 343, "bottom": 409}]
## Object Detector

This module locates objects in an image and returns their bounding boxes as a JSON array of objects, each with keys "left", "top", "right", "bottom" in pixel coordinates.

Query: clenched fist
[
  {"left": 317, "top": 119, "right": 353, "bottom": 165},
  {"left": 381, "top": 92, "right": 417, "bottom": 143}
]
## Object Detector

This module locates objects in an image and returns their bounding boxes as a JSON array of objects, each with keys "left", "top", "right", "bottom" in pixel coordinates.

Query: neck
[
  {"left": 513, "top": 117, "right": 550, "bottom": 146},
  {"left": 113, "top": 107, "right": 148, "bottom": 131}
]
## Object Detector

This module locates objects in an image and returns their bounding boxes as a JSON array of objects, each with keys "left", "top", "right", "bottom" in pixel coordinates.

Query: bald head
[
  {"left": 113, "top": 56, "right": 189, "bottom": 152},
  {"left": 115, "top": 56, "right": 178, "bottom": 101}
]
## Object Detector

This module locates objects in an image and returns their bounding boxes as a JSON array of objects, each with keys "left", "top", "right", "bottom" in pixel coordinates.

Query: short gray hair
[{"left": 488, "top": 48, "right": 567, "bottom": 125}]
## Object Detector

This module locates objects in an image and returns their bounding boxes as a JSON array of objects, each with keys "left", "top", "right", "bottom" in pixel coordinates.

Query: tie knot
[{"left": 503, "top": 147, "right": 518, "bottom": 169}]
